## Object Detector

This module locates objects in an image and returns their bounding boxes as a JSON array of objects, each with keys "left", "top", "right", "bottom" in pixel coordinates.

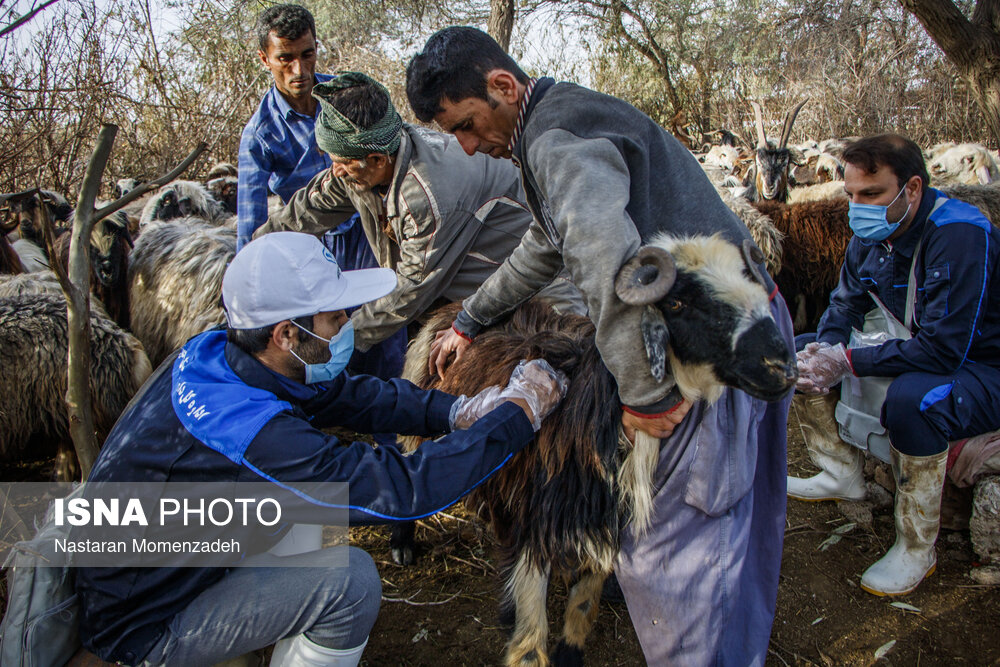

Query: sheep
[
  {"left": 700, "top": 144, "right": 741, "bottom": 173},
  {"left": 114, "top": 178, "right": 144, "bottom": 199},
  {"left": 742, "top": 101, "right": 808, "bottom": 202},
  {"left": 138, "top": 180, "right": 227, "bottom": 227},
  {"left": 11, "top": 239, "right": 49, "bottom": 272},
  {"left": 206, "top": 176, "right": 238, "bottom": 215},
  {"left": 751, "top": 199, "right": 851, "bottom": 333},
  {"left": 206, "top": 162, "right": 238, "bottom": 180},
  {"left": 0, "top": 291, "right": 151, "bottom": 480},
  {"left": 699, "top": 165, "right": 784, "bottom": 275},
  {"left": 0, "top": 234, "right": 24, "bottom": 275},
  {"left": 787, "top": 180, "right": 848, "bottom": 204},
  {"left": 52, "top": 210, "right": 133, "bottom": 329},
  {"left": 129, "top": 220, "right": 236, "bottom": 366},
  {"left": 940, "top": 181, "right": 1000, "bottom": 226},
  {"left": 399, "top": 234, "right": 796, "bottom": 666},
  {"left": 929, "top": 143, "right": 1000, "bottom": 186}
]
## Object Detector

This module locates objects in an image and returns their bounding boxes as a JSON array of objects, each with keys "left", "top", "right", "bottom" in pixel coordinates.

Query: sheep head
[{"left": 615, "top": 235, "right": 796, "bottom": 403}]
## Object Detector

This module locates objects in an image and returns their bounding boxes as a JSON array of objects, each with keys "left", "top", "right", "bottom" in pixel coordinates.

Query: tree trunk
[
  {"left": 488, "top": 0, "right": 516, "bottom": 51},
  {"left": 899, "top": 0, "right": 1000, "bottom": 147}
]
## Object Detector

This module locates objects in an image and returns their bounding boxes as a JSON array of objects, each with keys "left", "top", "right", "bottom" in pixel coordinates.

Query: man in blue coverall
[
  {"left": 73, "top": 232, "right": 567, "bottom": 666},
  {"left": 237, "top": 3, "right": 405, "bottom": 384},
  {"left": 790, "top": 133, "right": 1000, "bottom": 596}
]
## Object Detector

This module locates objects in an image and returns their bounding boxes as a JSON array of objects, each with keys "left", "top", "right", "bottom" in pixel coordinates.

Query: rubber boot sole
[{"left": 860, "top": 562, "right": 936, "bottom": 597}]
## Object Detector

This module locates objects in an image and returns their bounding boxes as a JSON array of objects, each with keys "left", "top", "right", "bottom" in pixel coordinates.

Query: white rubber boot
[
  {"left": 787, "top": 392, "right": 866, "bottom": 501},
  {"left": 861, "top": 447, "right": 947, "bottom": 596},
  {"left": 269, "top": 635, "right": 367, "bottom": 667}
]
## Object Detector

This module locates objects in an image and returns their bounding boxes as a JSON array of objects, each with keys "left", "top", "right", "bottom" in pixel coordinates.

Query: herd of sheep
[
  {"left": 2, "top": 133, "right": 1000, "bottom": 485},
  {"left": 0, "top": 168, "right": 246, "bottom": 480}
]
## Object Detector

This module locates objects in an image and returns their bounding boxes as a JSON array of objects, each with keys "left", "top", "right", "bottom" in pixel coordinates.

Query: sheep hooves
[{"left": 614, "top": 246, "right": 676, "bottom": 305}]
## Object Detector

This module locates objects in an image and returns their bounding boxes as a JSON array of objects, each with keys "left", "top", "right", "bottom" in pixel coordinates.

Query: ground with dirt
[{"left": 2, "top": 410, "right": 998, "bottom": 666}]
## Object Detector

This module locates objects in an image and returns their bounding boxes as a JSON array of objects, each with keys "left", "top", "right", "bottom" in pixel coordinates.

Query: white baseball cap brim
[{"left": 223, "top": 231, "right": 397, "bottom": 329}]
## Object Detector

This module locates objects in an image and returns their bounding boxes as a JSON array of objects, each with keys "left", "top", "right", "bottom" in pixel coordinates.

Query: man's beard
[{"left": 296, "top": 335, "right": 330, "bottom": 366}]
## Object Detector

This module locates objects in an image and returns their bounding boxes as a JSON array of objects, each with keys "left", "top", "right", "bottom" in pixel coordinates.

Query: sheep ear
[
  {"left": 641, "top": 305, "right": 669, "bottom": 383},
  {"left": 741, "top": 239, "right": 767, "bottom": 286}
]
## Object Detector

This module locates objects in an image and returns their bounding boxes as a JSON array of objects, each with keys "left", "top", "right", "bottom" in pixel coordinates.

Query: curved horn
[
  {"left": 778, "top": 100, "right": 808, "bottom": 149},
  {"left": 751, "top": 102, "right": 768, "bottom": 149},
  {"left": 615, "top": 246, "right": 677, "bottom": 306}
]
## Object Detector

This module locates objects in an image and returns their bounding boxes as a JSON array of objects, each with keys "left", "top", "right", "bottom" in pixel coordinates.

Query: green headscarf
[{"left": 313, "top": 72, "right": 402, "bottom": 159}]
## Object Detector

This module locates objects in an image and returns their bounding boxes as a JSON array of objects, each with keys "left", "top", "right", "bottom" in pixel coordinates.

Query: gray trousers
[{"left": 140, "top": 546, "right": 380, "bottom": 666}]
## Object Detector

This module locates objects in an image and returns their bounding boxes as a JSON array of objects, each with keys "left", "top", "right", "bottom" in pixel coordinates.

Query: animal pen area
[
  {"left": 5, "top": 0, "right": 1000, "bottom": 665},
  {"left": 1, "top": 420, "right": 998, "bottom": 665}
]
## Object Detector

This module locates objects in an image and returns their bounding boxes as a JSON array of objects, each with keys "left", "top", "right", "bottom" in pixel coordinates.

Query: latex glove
[
  {"left": 429, "top": 326, "right": 472, "bottom": 378},
  {"left": 796, "top": 342, "right": 851, "bottom": 393},
  {"left": 449, "top": 359, "right": 569, "bottom": 431},
  {"left": 622, "top": 398, "right": 694, "bottom": 442}
]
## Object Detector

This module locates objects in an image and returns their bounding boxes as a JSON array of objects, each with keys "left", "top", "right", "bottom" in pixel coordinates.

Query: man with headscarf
[{"left": 255, "top": 71, "right": 584, "bottom": 354}]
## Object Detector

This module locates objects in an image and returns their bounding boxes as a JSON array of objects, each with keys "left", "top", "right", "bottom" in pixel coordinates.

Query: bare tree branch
[{"left": 0, "top": 0, "right": 60, "bottom": 38}]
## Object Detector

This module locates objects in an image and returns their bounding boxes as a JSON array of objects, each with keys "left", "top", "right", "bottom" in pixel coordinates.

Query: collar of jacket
[
  {"left": 382, "top": 125, "right": 416, "bottom": 220},
  {"left": 272, "top": 73, "right": 334, "bottom": 122},
  {"left": 510, "top": 77, "right": 556, "bottom": 167}
]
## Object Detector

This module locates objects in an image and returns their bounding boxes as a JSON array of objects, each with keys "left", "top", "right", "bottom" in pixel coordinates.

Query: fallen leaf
[
  {"left": 890, "top": 602, "right": 921, "bottom": 613},
  {"left": 874, "top": 640, "right": 897, "bottom": 660},
  {"left": 812, "top": 616, "right": 824, "bottom": 625},
  {"left": 818, "top": 534, "right": 842, "bottom": 551},
  {"left": 833, "top": 522, "right": 857, "bottom": 534},
  {"left": 412, "top": 628, "right": 429, "bottom": 643}
]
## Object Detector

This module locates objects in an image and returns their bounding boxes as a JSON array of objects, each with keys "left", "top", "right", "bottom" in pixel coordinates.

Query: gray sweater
[{"left": 454, "top": 79, "right": 753, "bottom": 412}]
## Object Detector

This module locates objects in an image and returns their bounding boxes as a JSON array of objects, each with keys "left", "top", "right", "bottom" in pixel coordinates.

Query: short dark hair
[
  {"left": 227, "top": 315, "right": 314, "bottom": 356},
  {"left": 406, "top": 26, "right": 529, "bottom": 122},
  {"left": 842, "top": 134, "right": 930, "bottom": 189},
  {"left": 256, "top": 4, "right": 316, "bottom": 52},
  {"left": 327, "top": 77, "right": 390, "bottom": 129}
]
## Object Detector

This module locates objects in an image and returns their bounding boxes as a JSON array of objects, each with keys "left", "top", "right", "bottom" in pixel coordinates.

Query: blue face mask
[
  {"left": 289, "top": 320, "right": 355, "bottom": 384},
  {"left": 848, "top": 186, "right": 911, "bottom": 241}
]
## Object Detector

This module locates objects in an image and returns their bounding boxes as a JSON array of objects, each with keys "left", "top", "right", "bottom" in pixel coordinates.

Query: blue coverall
[{"left": 812, "top": 188, "right": 1000, "bottom": 455}]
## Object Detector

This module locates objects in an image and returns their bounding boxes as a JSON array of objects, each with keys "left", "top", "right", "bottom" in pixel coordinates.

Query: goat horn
[
  {"left": 615, "top": 246, "right": 677, "bottom": 306},
  {"left": 778, "top": 100, "right": 808, "bottom": 149},
  {"left": 751, "top": 102, "right": 768, "bottom": 149}
]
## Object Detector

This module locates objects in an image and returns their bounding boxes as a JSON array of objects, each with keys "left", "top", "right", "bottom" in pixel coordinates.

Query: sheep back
[
  {"left": 129, "top": 220, "right": 235, "bottom": 366},
  {"left": 403, "top": 300, "right": 624, "bottom": 572},
  {"left": 0, "top": 292, "right": 151, "bottom": 460}
]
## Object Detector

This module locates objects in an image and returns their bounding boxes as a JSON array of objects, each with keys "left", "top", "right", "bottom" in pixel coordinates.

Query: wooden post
[{"left": 39, "top": 124, "right": 207, "bottom": 481}]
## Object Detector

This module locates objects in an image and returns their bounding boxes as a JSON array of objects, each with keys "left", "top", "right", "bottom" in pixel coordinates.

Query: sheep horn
[
  {"left": 751, "top": 102, "right": 768, "bottom": 149},
  {"left": 778, "top": 100, "right": 808, "bottom": 149},
  {"left": 615, "top": 246, "right": 677, "bottom": 305}
]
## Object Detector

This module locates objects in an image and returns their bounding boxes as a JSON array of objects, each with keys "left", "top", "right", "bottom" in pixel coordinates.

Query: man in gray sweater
[
  {"left": 407, "top": 27, "right": 794, "bottom": 665},
  {"left": 256, "top": 72, "right": 582, "bottom": 352}
]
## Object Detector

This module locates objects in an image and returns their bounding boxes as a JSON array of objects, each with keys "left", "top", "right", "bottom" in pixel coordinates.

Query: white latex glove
[
  {"left": 796, "top": 342, "right": 852, "bottom": 394},
  {"left": 449, "top": 359, "right": 569, "bottom": 431}
]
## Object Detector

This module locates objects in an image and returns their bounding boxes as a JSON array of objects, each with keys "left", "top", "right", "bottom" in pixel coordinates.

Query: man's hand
[
  {"left": 449, "top": 359, "right": 569, "bottom": 432},
  {"left": 796, "top": 342, "right": 852, "bottom": 394},
  {"left": 622, "top": 399, "right": 693, "bottom": 442},
  {"left": 429, "top": 326, "right": 472, "bottom": 378}
]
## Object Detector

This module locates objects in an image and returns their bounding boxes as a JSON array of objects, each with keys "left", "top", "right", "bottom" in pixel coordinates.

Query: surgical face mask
[
  {"left": 288, "top": 320, "right": 354, "bottom": 384},
  {"left": 848, "top": 185, "right": 911, "bottom": 241}
]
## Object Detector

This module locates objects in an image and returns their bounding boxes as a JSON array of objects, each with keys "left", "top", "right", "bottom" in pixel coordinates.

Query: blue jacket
[
  {"left": 817, "top": 188, "right": 1000, "bottom": 377},
  {"left": 75, "top": 330, "right": 534, "bottom": 663}
]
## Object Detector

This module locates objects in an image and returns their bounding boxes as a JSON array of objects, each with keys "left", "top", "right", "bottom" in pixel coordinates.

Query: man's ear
[
  {"left": 907, "top": 174, "right": 923, "bottom": 200},
  {"left": 258, "top": 50, "right": 270, "bottom": 69},
  {"left": 270, "top": 321, "right": 297, "bottom": 351},
  {"left": 486, "top": 69, "right": 521, "bottom": 106}
]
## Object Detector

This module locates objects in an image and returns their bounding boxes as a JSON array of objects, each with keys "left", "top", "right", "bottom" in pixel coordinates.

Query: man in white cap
[{"left": 74, "top": 231, "right": 567, "bottom": 666}]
